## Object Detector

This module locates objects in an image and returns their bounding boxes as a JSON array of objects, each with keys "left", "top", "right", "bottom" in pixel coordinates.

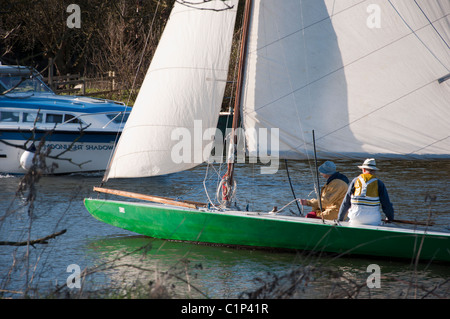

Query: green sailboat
[
  {"left": 84, "top": 0, "right": 450, "bottom": 262},
  {"left": 84, "top": 188, "right": 449, "bottom": 262}
]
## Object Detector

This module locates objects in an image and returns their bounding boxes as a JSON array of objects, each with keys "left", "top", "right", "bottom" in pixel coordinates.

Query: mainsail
[
  {"left": 241, "top": 0, "right": 450, "bottom": 160},
  {"left": 105, "top": 0, "right": 239, "bottom": 180}
]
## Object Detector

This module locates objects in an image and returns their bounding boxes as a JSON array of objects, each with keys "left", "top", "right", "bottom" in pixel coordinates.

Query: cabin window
[
  {"left": 0, "top": 111, "right": 20, "bottom": 122},
  {"left": 23, "top": 112, "right": 43, "bottom": 123},
  {"left": 64, "top": 114, "right": 83, "bottom": 124},
  {"left": 107, "top": 112, "right": 130, "bottom": 124},
  {"left": 46, "top": 113, "right": 63, "bottom": 124}
]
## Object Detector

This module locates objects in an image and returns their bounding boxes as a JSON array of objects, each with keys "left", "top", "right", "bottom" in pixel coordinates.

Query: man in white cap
[
  {"left": 300, "top": 161, "right": 349, "bottom": 220},
  {"left": 338, "top": 158, "right": 394, "bottom": 225}
]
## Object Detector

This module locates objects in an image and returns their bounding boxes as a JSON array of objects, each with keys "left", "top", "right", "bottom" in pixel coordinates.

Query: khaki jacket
[{"left": 306, "top": 178, "right": 349, "bottom": 220}]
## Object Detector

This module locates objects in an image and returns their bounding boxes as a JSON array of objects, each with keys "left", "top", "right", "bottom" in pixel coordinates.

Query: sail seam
[
  {"left": 247, "top": 0, "right": 367, "bottom": 54},
  {"left": 388, "top": 0, "right": 449, "bottom": 72},
  {"left": 413, "top": 0, "right": 450, "bottom": 50},
  {"left": 409, "top": 135, "right": 450, "bottom": 155},
  {"left": 242, "top": 14, "right": 449, "bottom": 117},
  {"left": 318, "top": 79, "right": 440, "bottom": 140}
]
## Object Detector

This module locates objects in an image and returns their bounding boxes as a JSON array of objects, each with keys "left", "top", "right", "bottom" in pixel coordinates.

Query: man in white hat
[
  {"left": 338, "top": 158, "right": 394, "bottom": 225},
  {"left": 300, "top": 161, "right": 349, "bottom": 220}
]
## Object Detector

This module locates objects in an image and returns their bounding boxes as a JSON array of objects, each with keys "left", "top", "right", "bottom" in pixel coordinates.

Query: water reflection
[{"left": 86, "top": 235, "right": 450, "bottom": 299}]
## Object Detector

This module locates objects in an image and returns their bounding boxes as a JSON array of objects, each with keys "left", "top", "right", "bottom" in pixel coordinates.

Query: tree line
[{"left": 1, "top": 0, "right": 175, "bottom": 90}]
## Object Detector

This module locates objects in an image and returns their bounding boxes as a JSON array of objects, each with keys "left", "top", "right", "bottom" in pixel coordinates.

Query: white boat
[
  {"left": 85, "top": 0, "right": 450, "bottom": 262},
  {"left": 0, "top": 65, "right": 130, "bottom": 174}
]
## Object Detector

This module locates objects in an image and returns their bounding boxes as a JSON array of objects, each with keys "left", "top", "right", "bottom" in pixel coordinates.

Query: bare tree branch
[
  {"left": 0, "top": 229, "right": 66, "bottom": 247},
  {"left": 175, "top": 0, "right": 235, "bottom": 11}
]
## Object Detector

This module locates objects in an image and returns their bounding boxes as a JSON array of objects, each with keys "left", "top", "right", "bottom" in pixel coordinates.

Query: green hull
[{"left": 84, "top": 198, "right": 450, "bottom": 262}]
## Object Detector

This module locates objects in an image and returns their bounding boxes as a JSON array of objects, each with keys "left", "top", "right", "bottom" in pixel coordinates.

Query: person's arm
[
  {"left": 305, "top": 198, "right": 319, "bottom": 211},
  {"left": 321, "top": 180, "right": 347, "bottom": 208},
  {"left": 378, "top": 180, "right": 394, "bottom": 221},
  {"left": 338, "top": 179, "right": 355, "bottom": 221}
]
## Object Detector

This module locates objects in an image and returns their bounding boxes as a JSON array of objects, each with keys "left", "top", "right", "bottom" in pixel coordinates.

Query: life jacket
[{"left": 350, "top": 174, "right": 380, "bottom": 208}]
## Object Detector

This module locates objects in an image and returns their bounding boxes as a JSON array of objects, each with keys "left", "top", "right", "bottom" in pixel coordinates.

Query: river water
[{"left": 0, "top": 159, "right": 449, "bottom": 299}]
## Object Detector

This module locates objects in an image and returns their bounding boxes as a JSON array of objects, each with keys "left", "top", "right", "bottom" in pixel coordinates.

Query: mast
[{"left": 223, "top": 0, "right": 252, "bottom": 204}]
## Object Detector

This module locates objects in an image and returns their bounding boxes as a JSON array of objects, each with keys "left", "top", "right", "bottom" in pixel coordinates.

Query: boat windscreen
[{"left": 0, "top": 74, "right": 53, "bottom": 95}]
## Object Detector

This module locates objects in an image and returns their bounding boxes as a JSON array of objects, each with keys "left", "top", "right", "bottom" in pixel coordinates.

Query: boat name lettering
[
  {"left": 42, "top": 144, "right": 114, "bottom": 151},
  {"left": 85, "top": 144, "right": 114, "bottom": 151}
]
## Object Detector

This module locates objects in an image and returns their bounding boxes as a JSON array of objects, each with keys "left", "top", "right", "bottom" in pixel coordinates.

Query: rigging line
[
  {"left": 279, "top": 0, "right": 308, "bottom": 150},
  {"left": 312, "top": 130, "right": 323, "bottom": 220},
  {"left": 388, "top": 0, "right": 449, "bottom": 72},
  {"left": 203, "top": 24, "right": 238, "bottom": 206},
  {"left": 222, "top": 12, "right": 246, "bottom": 150},
  {"left": 244, "top": 10, "right": 450, "bottom": 114},
  {"left": 409, "top": 135, "right": 450, "bottom": 154},
  {"left": 296, "top": 0, "right": 316, "bottom": 180},
  {"left": 265, "top": 0, "right": 311, "bottom": 163},
  {"left": 248, "top": 0, "right": 366, "bottom": 55},
  {"left": 203, "top": 163, "right": 219, "bottom": 209},
  {"left": 175, "top": 0, "right": 235, "bottom": 12},
  {"left": 272, "top": 198, "right": 303, "bottom": 215},
  {"left": 329, "top": 0, "right": 337, "bottom": 22},
  {"left": 125, "top": 0, "right": 162, "bottom": 111},
  {"left": 242, "top": 13, "right": 450, "bottom": 117},
  {"left": 218, "top": 15, "right": 244, "bottom": 188},
  {"left": 204, "top": 22, "right": 244, "bottom": 206},
  {"left": 413, "top": 0, "right": 450, "bottom": 50},
  {"left": 102, "top": 0, "right": 162, "bottom": 183},
  {"left": 225, "top": 0, "right": 252, "bottom": 199},
  {"left": 284, "top": 159, "right": 302, "bottom": 216}
]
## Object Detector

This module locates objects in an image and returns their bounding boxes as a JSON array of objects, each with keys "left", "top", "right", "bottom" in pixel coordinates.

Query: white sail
[
  {"left": 105, "top": 0, "right": 238, "bottom": 180},
  {"left": 241, "top": 0, "right": 450, "bottom": 160}
]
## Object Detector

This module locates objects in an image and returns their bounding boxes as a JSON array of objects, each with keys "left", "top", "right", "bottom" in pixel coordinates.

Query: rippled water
[{"left": 0, "top": 159, "right": 449, "bottom": 299}]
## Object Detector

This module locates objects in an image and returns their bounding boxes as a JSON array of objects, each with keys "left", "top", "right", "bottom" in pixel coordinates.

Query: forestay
[
  {"left": 241, "top": 0, "right": 450, "bottom": 160},
  {"left": 104, "top": 0, "right": 239, "bottom": 180}
]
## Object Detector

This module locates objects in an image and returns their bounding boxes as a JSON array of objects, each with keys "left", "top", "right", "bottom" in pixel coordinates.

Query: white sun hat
[{"left": 358, "top": 158, "right": 379, "bottom": 170}]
